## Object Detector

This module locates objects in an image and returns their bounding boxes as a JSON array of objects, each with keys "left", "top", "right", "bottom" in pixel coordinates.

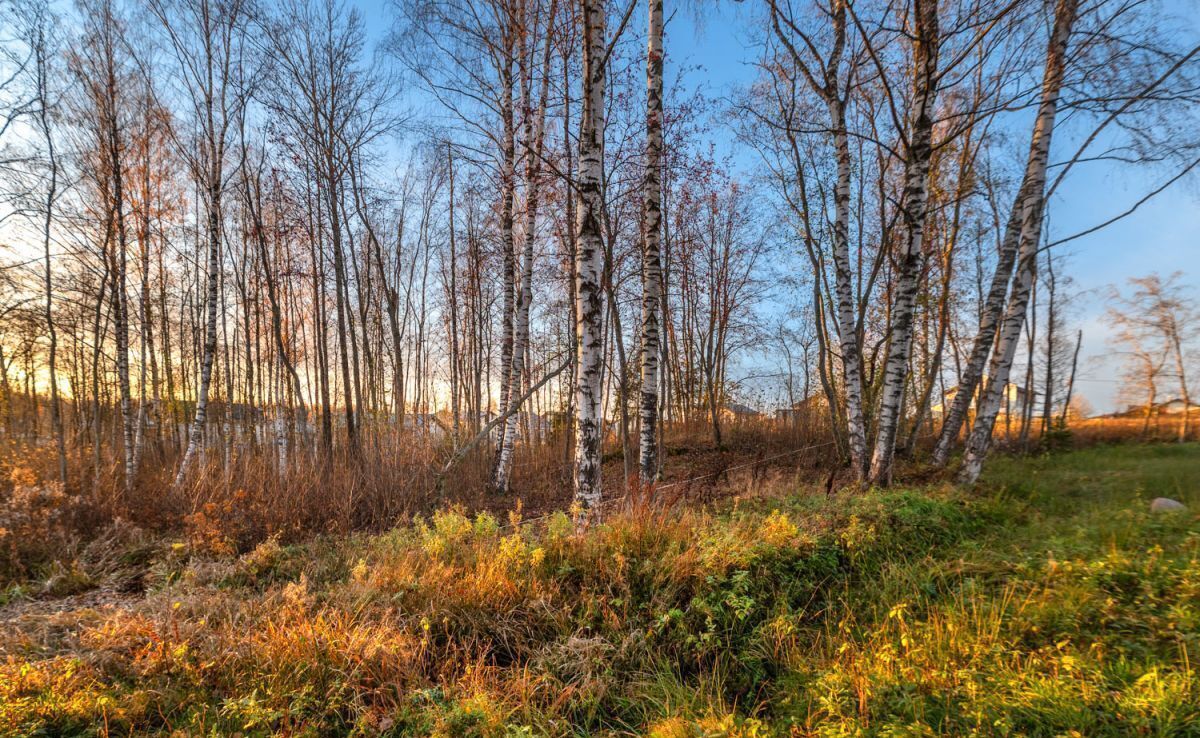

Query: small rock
[{"left": 1150, "top": 497, "right": 1187, "bottom": 513}]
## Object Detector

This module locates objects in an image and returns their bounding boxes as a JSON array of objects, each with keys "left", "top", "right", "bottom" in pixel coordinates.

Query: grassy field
[{"left": 1, "top": 443, "right": 1197, "bottom": 736}]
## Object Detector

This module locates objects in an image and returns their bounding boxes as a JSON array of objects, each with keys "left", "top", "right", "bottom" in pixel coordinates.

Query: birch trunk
[
  {"left": 573, "top": 0, "right": 606, "bottom": 520},
  {"left": 959, "top": 219, "right": 1041, "bottom": 481},
  {"left": 1018, "top": 291, "right": 1037, "bottom": 448},
  {"left": 826, "top": 0, "right": 864, "bottom": 479},
  {"left": 868, "top": 0, "right": 939, "bottom": 485},
  {"left": 958, "top": 0, "right": 1078, "bottom": 484},
  {"left": 156, "top": 0, "right": 246, "bottom": 487},
  {"left": 133, "top": 111, "right": 158, "bottom": 470},
  {"left": 937, "top": 0, "right": 1077, "bottom": 467},
  {"left": 252, "top": 170, "right": 307, "bottom": 422},
  {"left": 247, "top": 164, "right": 305, "bottom": 469},
  {"left": 1041, "top": 254, "right": 1057, "bottom": 434},
  {"left": 158, "top": 234, "right": 177, "bottom": 451},
  {"left": 494, "top": 2, "right": 555, "bottom": 494},
  {"left": 34, "top": 28, "right": 68, "bottom": 487},
  {"left": 105, "top": 58, "right": 137, "bottom": 493},
  {"left": 447, "top": 145, "right": 461, "bottom": 438},
  {"left": 903, "top": 224, "right": 955, "bottom": 456},
  {"left": 174, "top": 177, "right": 221, "bottom": 488},
  {"left": 133, "top": 225, "right": 148, "bottom": 475},
  {"left": 0, "top": 347, "right": 10, "bottom": 436},
  {"left": 638, "top": 0, "right": 664, "bottom": 483},
  {"left": 930, "top": 178, "right": 1028, "bottom": 464},
  {"left": 768, "top": 0, "right": 866, "bottom": 477},
  {"left": 1142, "top": 370, "right": 1157, "bottom": 437},
  {"left": 496, "top": 45, "right": 518, "bottom": 440},
  {"left": 326, "top": 166, "right": 358, "bottom": 453},
  {"left": 830, "top": 107, "right": 868, "bottom": 479}
]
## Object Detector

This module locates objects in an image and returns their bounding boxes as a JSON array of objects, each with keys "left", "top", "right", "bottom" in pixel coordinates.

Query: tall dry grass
[
  {"left": 3, "top": 397, "right": 1193, "bottom": 582},
  {"left": 0, "top": 409, "right": 835, "bottom": 581}
]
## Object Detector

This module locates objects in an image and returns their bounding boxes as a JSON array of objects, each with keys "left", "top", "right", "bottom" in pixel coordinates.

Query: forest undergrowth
[{"left": 1, "top": 442, "right": 1198, "bottom": 736}]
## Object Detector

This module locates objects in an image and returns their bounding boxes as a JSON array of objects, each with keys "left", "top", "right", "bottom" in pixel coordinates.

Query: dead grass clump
[{"left": 0, "top": 460, "right": 87, "bottom": 582}]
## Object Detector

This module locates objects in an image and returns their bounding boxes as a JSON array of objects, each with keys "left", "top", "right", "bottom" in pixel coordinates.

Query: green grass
[
  {"left": 773, "top": 444, "right": 1200, "bottom": 737},
  {"left": 1, "top": 444, "right": 1197, "bottom": 737}
]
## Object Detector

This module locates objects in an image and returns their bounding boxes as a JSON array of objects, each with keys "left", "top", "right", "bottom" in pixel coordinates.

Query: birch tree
[
  {"left": 149, "top": 0, "right": 253, "bottom": 488},
  {"left": 73, "top": 0, "right": 139, "bottom": 490},
  {"left": 638, "top": 0, "right": 664, "bottom": 482},
  {"left": 929, "top": 23, "right": 1068, "bottom": 465},
  {"left": 767, "top": 0, "right": 869, "bottom": 479},
  {"left": 866, "top": 0, "right": 940, "bottom": 485},
  {"left": 573, "top": 0, "right": 606, "bottom": 518},
  {"left": 493, "top": 0, "right": 557, "bottom": 494},
  {"left": 957, "top": 0, "right": 1080, "bottom": 484},
  {"left": 264, "top": 0, "right": 395, "bottom": 455}
]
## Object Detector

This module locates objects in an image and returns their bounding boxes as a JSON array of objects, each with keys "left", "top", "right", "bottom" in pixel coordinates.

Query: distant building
[
  {"left": 1109, "top": 398, "right": 1194, "bottom": 418},
  {"left": 932, "top": 381, "right": 1042, "bottom": 419},
  {"left": 720, "top": 401, "right": 762, "bottom": 422},
  {"left": 401, "top": 412, "right": 447, "bottom": 437},
  {"left": 1157, "top": 398, "right": 1192, "bottom": 415},
  {"left": 775, "top": 394, "right": 828, "bottom": 423}
]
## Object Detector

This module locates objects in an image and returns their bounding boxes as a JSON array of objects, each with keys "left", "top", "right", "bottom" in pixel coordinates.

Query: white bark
[
  {"left": 1170, "top": 331, "right": 1191, "bottom": 442},
  {"left": 152, "top": 0, "right": 247, "bottom": 489},
  {"left": 868, "top": 0, "right": 939, "bottom": 485},
  {"left": 830, "top": 109, "right": 867, "bottom": 479},
  {"left": 447, "top": 145, "right": 461, "bottom": 438},
  {"left": 930, "top": 177, "right": 1029, "bottom": 465},
  {"left": 443, "top": 358, "right": 570, "bottom": 479},
  {"left": 496, "top": 39, "right": 518, "bottom": 446},
  {"left": 638, "top": 0, "right": 664, "bottom": 483},
  {"left": 494, "top": 2, "right": 555, "bottom": 494},
  {"left": 767, "top": 0, "right": 866, "bottom": 478},
  {"left": 573, "top": 0, "right": 606, "bottom": 520},
  {"left": 174, "top": 180, "right": 222, "bottom": 489},
  {"left": 958, "top": 0, "right": 1079, "bottom": 484},
  {"left": 103, "top": 44, "right": 137, "bottom": 493},
  {"left": 275, "top": 414, "right": 289, "bottom": 474}
]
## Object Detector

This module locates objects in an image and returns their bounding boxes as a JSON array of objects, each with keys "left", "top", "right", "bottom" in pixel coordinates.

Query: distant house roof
[
  {"left": 723, "top": 401, "right": 761, "bottom": 416},
  {"left": 1154, "top": 398, "right": 1192, "bottom": 414},
  {"left": 933, "top": 381, "right": 1041, "bottom": 415},
  {"left": 776, "top": 394, "right": 827, "bottom": 415}
]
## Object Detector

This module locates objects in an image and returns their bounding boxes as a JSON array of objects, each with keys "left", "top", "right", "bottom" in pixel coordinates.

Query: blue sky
[
  {"left": 363, "top": 0, "right": 1198, "bottom": 413},
  {"left": 666, "top": 2, "right": 1199, "bottom": 413}
]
